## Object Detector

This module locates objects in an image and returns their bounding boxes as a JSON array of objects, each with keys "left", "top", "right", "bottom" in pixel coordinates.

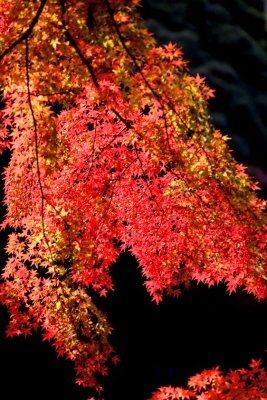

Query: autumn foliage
[
  {"left": 150, "top": 359, "right": 267, "bottom": 400},
  {"left": 0, "top": 0, "right": 266, "bottom": 397}
]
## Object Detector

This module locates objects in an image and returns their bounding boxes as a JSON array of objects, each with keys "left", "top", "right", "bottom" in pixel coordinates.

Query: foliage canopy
[{"left": 0, "top": 0, "right": 266, "bottom": 398}]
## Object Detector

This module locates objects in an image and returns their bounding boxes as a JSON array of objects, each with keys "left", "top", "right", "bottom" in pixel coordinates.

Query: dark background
[{"left": 0, "top": 1, "right": 267, "bottom": 399}]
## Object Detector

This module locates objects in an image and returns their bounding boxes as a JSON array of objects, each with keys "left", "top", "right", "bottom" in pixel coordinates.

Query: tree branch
[
  {"left": 104, "top": 0, "right": 158, "bottom": 100},
  {"left": 103, "top": 0, "right": 190, "bottom": 157},
  {"left": 25, "top": 37, "right": 54, "bottom": 261},
  {"left": 64, "top": 29, "right": 99, "bottom": 89},
  {"left": 0, "top": 0, "right": 48, "bottom": 61}
]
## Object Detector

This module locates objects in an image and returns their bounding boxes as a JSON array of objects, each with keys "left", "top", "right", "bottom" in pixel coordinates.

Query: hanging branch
[
  {"left": 103, "top": 0, "right": 189, "bottom": 127},
  {"left": 63, "top": 29, "right": 99, "bottom": 89},
  {"left": 25, "top": 37, "right": 54, "bottom": 261},
  {"left": 0, "top": 0, "right": 48, "bottom": 61},
  {"left": 103, "top": 0, "right": 190, "bottom": 158},
  {"left": 59, "top": 0, "right": 99, "bottom": 89}
]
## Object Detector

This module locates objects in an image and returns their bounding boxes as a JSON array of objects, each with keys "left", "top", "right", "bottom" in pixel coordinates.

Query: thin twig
[
  {"left": 59, "top": 0, "right": 99, "bottom": 89},
  {"left": 104, "top": 0, "right": 189, "bottom": 132},
  {"left": 134, "top": 142, "right": 164, "bottom": 216},
  {"left": 25, "top": 37, "right": 54, "bottom": 260}
]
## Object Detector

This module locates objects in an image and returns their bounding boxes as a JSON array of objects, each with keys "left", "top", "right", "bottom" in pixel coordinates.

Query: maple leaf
[{"left": 194, "top": 73, "right": 206, "bottom": 87}]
